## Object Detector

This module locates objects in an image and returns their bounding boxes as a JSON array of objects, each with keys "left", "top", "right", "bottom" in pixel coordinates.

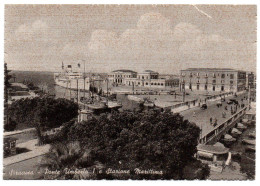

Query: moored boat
[
  {"left": 248, "top": 131, "right": 256, "bottom": 138},
  {"left": 231, "top": 128, "right": 242, "bottom": 138},
  {"left": 245, "top": 145, "right": 255, "bottom": 152},
  {"left": 237, "top": 123, "right": 247, "bottom": 131},
  {"left": 222, "top": 134, "right": 236, "bottom": 146},
  {"left": 143, "top": 99, "right": 155, "bottom": 108},
  {"left": 242, "top": 139, "right": 256, "bottom": 145},
  {"left": 127, "top": 95, "right": 144, "bottom": 104}
]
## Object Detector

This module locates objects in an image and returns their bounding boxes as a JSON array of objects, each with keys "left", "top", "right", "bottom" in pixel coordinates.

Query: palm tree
[{"left": 39, "top": 141, "right": 104, "bottom": 180}]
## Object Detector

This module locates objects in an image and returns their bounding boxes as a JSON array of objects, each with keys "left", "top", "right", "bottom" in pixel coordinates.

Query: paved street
[{"left": 181, "top": 92, "right": 248, "bottom": 137}]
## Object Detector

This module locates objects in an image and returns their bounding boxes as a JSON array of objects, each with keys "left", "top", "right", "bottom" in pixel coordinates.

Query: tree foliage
[
  {"left": 4, "top": 63, "right": 12, "bottom": 102},
  {"left": 8, "top": 97, "right": 79, "bottom": 133},
  {"left": 52, "top": 109, "right": 207, "bottom": 180}
]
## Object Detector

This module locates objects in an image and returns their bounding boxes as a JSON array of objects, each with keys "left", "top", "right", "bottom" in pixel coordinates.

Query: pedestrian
[
  {"left": 225, "top": 106, "right": 228, "bottom": 110},
  {"left": 214, "top": 118, "right": 218, "bottom": 127},
  {"left": 193, "top": 111, "right": 196, "bottom": 117},
  {"left": 210, "top": 117, "right": 213, "bottom": 124}
]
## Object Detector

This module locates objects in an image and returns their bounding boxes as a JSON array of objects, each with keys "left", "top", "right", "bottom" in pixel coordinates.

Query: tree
[
  {"left": 8, "top": 97, "right": 79, "bottom": 144},
  {"left": 4, "top": 63, "right": 12, "bottom": 102},
  {"left": 4, "top": 117, "right": 17, "bottom": 132},
  {"left": 52, "top": 109, "right": 209, "bottom": 180},
  {"left": 39, "top": 141, "right": 103, "bottom": 180}
]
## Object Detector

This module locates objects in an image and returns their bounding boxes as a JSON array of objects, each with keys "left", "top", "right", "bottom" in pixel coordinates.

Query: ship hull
[{"left": 55, "top": 78, "right": 90, "bottom": 91}]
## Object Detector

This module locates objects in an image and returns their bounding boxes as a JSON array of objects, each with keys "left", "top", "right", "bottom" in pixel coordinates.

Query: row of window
[
  {"left": 182, "top": 72, "right": 234, "bottom": 79},
  {"left": 186, "top": 80, "right": 234, "bottom": 84},
  {"left": 188, "top": 84, "right": 233, "bottom": 91}
]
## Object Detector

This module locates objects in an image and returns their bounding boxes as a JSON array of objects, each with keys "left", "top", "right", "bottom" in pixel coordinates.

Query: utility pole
[
  {"left": 83, "top": 60, "right": 86, "bottom": 109},
  {"left": 77, "top": 79, "right": 79, "bottom": 105},
  {"left": 248, "top": 85, "right": 251, "bottom": 109}
]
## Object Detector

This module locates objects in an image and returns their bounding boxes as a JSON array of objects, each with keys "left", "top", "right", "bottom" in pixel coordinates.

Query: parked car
[{"left": 201, "top": 104, "right": 208, "bottom": 110}]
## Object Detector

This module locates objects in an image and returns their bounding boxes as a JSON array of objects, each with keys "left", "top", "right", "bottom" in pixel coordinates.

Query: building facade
[
  {"left": 108, "top": 69, "right": 137, "bottom": 84},
  {"left": 246, "top": 72, "right": 255, "bottom": 89},
  {"left": 109, "top": 69, "right": 179, "bottom": 88},
  {"left": 180, "top": 68, "right": 247, "bottom": 92}
]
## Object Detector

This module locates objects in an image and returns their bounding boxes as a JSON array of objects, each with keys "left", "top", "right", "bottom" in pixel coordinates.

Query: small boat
[
  {"left": 143, "top": 99, "right": 155, "bottom": 108},
  {"left": 242, "top": 139, "right": 256, "bottom": 145},
  {"left": 248, "top": 131, "right": 256, "bottom": 138},
  {"left": 231, "top": 128, "right": 242, "bottom": 138},
  {"left": 107, "top": 101, "right": 122, "bottom": 110},
  {"left": 245, "top": 145, "right": 255, "bottom": 152},
  {"left": 237, "top": 123, "right": 247, "bottom": 131},
  {"left": 127, "top": 95, "right": 144, "bottom": 104},
  {"left": 242, "top": 118, "right": 250, "bottom": 125},
  {"left": 222, "top": 134, "right": 236, "bottom": 146}
]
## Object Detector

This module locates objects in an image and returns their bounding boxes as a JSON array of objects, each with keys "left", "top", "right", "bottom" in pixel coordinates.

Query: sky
[{"left": 4, "top": 5, "right": 256, "bottom": 74}]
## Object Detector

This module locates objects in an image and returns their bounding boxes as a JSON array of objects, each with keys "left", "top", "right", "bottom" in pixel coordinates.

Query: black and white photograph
[{"left": 2, "top": 2, "right": 257, "bottom": 181}]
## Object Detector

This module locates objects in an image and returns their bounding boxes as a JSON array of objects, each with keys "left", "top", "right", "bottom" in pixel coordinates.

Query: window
[
  {"left": 205, "top": 85, "right": 207, "bottom": 90},
  {"left": 197, "top": 72, "right": 200, "bottom": 76},
  {"left": 230, "top": 80, "right": 233, "bottom": 84},
  {"left": 213, "top": 73, "right": 216, "bottom": 78},
  {"left": 213, "top": 86, "right": 215, "bottom": 91},
  {"left": 161, "top": 83, "right": 164, "bottom": 86},
  {"left": 146, "top": 82, "right": 148, "bottom": 85},
  {"left": 230, "top": 74, "right": 234, "bottom": 79},
  {"left": 197, "top": 85, "right": 199, "bottom": 90},
  {"left": 212, "top": 80, "right": 216, "bottom": 84},
  {"left": 221, "top": 80, "right": 225, "bottom": 83},
  {"left": 221, "top": 74, "right": 225, "bottom": 78},
  {"left": 151, "top": 83, "right": 153, "bottom": 85},
  {"left": 142, "top": 76, "right": 144, "bottom": 79},
  {"left": 189, "top": 84, "right": 192, "bottom": 90},
  {"left": 221, "top": 85, "right": 224, "bottom": 91}
]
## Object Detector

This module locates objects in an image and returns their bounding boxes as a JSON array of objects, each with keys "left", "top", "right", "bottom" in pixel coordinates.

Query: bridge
[{"left": 199, "top": 106, "right": 248, "bottom": 145}]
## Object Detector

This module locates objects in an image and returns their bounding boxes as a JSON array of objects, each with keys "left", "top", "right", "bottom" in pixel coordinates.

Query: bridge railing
[{"left": 199, "top": 106, "right": 247, "bottom": 144}]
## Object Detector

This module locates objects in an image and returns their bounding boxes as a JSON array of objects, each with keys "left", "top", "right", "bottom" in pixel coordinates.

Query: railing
[
  {"left": 199, "top": 106, "right": 247, "bottom": 144},
  {"left": 170, "top": 91, "right": 234, "bottom": 112}
]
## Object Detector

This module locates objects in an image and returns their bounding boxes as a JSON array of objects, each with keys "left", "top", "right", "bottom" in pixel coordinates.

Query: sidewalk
[{"left": 3, "top": 139, "right": 50, "bottom": 167}]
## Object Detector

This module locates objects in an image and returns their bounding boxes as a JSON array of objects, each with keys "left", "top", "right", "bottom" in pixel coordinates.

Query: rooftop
[
  {"left": 112, "top": 69, "right": 136, "bottom": 73},
  {"left": 183, "top": 68, "right": 238, "bottom": 72}
]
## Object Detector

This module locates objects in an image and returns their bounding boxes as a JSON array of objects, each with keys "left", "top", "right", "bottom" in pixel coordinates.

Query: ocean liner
[{"left": 54, "top": 64, "right": 90, "bottom": 91}]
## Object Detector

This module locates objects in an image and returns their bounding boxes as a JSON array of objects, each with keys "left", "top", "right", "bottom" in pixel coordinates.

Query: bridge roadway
[{"left": 180, "top": 92, "right": 248, "bottom": 143}]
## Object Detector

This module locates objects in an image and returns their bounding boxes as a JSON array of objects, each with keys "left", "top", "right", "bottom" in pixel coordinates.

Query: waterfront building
[
  {"left": 180, "top": 68, "right": 247, "bottom": 92},
  {"left": 246, "top": 72, "right": 255, "bottom": 89},
  {"left": 109, "top": 69, "right": 179, "bottom": 89},
  {"left": 108, "top": 69, "right": 137, "bottom": 84}
]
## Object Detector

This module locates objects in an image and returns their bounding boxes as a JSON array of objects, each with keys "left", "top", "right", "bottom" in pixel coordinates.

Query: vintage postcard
[{"left": 3, "top": 4, "right": 256, "bottom": 180}]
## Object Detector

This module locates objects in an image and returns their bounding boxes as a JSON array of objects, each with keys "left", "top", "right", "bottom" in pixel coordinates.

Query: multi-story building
[
  {"left": 108, "top": 69, "right": 137, "bottom": 84},
  {"left": 180, "top": 68, "right": 247, "bottom": 92},
  {"left": 109, "top": 69, "right": 179, "bottom": 88},
  {"left": 246, "top": 72, "right": 255, "bottom": 89}
]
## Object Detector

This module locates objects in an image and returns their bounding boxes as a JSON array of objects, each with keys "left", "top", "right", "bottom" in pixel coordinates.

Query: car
[
  {"left": 200, "top": 104, "right": 208, "bottom": 110},
  {"left": 217, "top": 102, "right": 222, "bottom": 106}
]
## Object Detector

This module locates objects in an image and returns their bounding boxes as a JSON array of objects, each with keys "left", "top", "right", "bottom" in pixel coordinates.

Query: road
[{"left": 181, "top": 92, "right": 248, "bottom": 137}]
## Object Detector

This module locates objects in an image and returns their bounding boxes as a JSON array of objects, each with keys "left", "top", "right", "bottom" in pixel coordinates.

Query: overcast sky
[{"left": 5, "top": 5, "right": 256, "bottom": 74}]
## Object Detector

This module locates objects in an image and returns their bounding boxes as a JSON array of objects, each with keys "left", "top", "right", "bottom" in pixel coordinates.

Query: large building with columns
[
  {"left": 180, "top": 68, "right": 247, "bottom": 92},
  {"left": 108, "top": 69, "right": 178, "bottom": 88}
]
